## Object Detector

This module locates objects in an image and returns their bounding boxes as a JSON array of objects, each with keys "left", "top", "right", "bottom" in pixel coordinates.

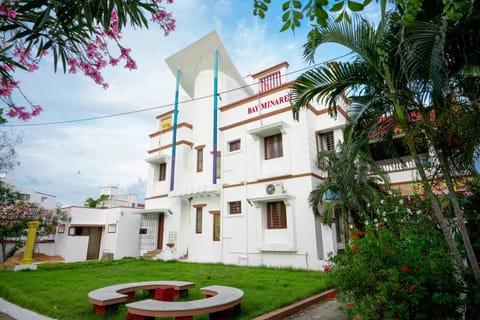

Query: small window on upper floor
[
  {"left": 159, "top": 163, "right": 167, "bottom": 181},
  {"left": 260, "top": 71, "right": 282, "bottom": 92},
  {"left": 229, "top": 139, "right": 241, "bottom": 152},
  {"left": 264, "top": 133, "right": 283, "bottom": 160},
  {"left": 161, "top": 116, "right": 172, "bottom": 130},
  {"left": 197, "top": 148, "right": 204, "bottom": 172}
]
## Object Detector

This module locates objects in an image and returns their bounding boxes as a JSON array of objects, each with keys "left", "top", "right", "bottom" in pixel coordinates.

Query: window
[
  {"left": 68, "top": 226, "right": 90, "bottom": 236},
  {"left": 195, "top": 207, "right": 203, "bottom": 233},
  {"left": 212, "top": 211, "right": 220, "bottom": 241},
  {"left": 317, "top": 131, "right": 335, "bottom": 152},
  {"left": 266, "top": 202, "right": 287, "bottom": 229},
  {"left": 161, "top": 116, "right": 172, "bottom": 130},
  {"left": 139, "top": 228, "right": 148, "bottom": 235},
  {"left": 229, "top": 139, "right": 241, "bottom": 152},
  {"left": 216, "top": 153, "right": 221, "bottom": 179},
  {"left": 260, "top": 71, "right": 282, "bottom": 92},
  {"left": 229, "top": 201, "right": 241, "bottom": 214},
  {"left": 159, "top": 163, "right": 166, "bottom": 181},
  {"left": 197, "top": 148, "right": 204, "bottom": 172},
  {"left": 264, "top": 133, "right": 283, "bottom": 159}
]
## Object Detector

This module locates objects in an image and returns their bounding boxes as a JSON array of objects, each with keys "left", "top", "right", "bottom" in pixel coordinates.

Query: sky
[{"left": 1, "top": 1, "right": 381, "bottom": 206}]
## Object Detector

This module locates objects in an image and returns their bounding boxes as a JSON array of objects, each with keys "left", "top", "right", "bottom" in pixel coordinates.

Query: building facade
[{"left": 143, "top": 31, "right": 352, "bottom": 270}]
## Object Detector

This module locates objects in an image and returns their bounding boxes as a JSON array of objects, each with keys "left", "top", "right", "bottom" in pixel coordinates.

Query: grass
[{"left": 0, "top": 258, "right": 332, "bottom": 319}]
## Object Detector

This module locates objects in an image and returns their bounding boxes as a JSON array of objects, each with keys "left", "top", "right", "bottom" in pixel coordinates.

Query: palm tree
[
  {"left": 291, "top": 6, "right": 480, "bottom": 283},
  {"left": 310, "top": 123, "right": 389, "bottom": 229},
  {"left": 84, "top": 194, "right": 109, "bottom": 208}
]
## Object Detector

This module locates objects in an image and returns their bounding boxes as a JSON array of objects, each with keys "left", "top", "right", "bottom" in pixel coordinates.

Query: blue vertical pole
[
  {"left": 170, "top": 68, "right": 181, "bottom": 192},
  {"left": 212, "top": 49, "right": 219, "bottom": 184}
]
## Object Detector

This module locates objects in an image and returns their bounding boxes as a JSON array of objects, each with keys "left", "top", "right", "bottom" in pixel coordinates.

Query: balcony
[{"left": 376, "top": 154, "right": 430, "bottom": 173}]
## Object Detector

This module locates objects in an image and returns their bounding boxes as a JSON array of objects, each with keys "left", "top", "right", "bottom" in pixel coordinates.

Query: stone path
[
  {"left": 286, "top": 299, "right": 346, "bottom": 320},
  {"left": 0, "top": 312, "right": 15, "bottom": 320}
]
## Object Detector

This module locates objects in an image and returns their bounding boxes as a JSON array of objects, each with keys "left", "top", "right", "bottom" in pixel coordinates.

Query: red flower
[
  {"left": 351, "top": 246, "right": 359, "bottom": 253},
  {"left": 323, "top": 265, "right": 331, "bottom": 272},
  {"left": 400, "top": 265, "right": 409, "bottom": 272},
  {"left": 407, "top": 285, "right": 416, "bottom": 291},
  {"left": 327, "top": 291, "right": 336, "bottom": 299},
  {"left": 346, "top": 303, "right": 353, "bottom": 308}
]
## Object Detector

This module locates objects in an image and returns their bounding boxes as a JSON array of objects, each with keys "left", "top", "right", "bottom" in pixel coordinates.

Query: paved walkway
[
  {"left": 286, "top": 299, "right": 346, "bottom": 320},
  {"left": 0, "top": 299, "right": 54, "bottom": 320}
]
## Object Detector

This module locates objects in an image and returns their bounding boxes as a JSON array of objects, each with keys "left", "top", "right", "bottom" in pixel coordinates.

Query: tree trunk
[
  {"left": 406, "top": 139, "right": 466, "bottom": 273},
  {"left": 436, "top": 149, "right": 480, "bottom": 283},
  {"left": 1, "top": 239, "right": 6, "bottom": 262}
]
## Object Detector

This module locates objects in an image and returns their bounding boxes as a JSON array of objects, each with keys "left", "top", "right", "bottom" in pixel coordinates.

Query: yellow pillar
[{"left": 21, "top": 220, "right": 40, "bottom": 266}]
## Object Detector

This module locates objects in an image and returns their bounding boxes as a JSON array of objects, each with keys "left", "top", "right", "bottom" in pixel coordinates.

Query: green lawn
[{"left": 0, "top": 258, "right": 332, "bottom": 319}]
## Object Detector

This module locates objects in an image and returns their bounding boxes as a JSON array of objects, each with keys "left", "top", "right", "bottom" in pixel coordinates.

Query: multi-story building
[{"left": 142, "top": 31, "right": 351, "bottom": 270}]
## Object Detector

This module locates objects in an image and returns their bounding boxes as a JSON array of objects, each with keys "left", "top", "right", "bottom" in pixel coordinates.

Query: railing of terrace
[{"left": 376, "top": 154, "right": 431, "bottom": 173}]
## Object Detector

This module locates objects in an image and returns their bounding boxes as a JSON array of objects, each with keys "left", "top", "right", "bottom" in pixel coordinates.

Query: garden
[{"left": 0, "top": 258, "right": 332, "bottom": 319}]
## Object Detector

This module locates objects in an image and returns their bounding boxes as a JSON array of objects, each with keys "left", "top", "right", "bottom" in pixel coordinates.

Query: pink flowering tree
[
  {"left": 0, "top": 181, "right": 66, "bottom": 261},
  {"left": 0, "top": 0, "right": 175, "bottom": 123}
]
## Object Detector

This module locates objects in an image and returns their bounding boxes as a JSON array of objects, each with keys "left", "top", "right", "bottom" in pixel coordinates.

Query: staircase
[{"left": 142, "top": 249, "right": 162, "bottom": 259}]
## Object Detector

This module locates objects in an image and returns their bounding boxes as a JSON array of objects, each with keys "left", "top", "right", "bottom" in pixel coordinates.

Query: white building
[
  {"left": 95, "top": 186, "right": 142, "bottom": 208},
  {"left": 53, "top": 187, "right": 145, "bottom": 262},
  {"left": 18, "top": 188, "right": 57, "bottom": 210},
  {"left": 142, "top": 31, "right": 351, "bottom": 270},
  {"left": 54, "top": 206, "right": 143, "bottom": 262}
]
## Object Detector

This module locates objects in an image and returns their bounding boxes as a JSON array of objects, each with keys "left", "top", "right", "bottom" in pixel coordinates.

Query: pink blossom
[
  {"left": 120, "top": 47, "right": 131, "bottom": 59},
  {"left": 31, "top": 105, "right": 43, "bottom": 116},
  {"left": 463, "top": 190, "right": 473, "bottom": 197},
  {"left": 109, "top": 57, "right": 119, "bottom": 66},
  {"left": 124, "top": 58, "right": 137, "bottom": 70}
]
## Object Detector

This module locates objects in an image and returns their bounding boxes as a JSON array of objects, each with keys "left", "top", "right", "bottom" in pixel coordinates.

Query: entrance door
[
  {"left": 157, "top": 214, "right": 164, "bottom": 250},
  {"left": 86, "top": 227, "right": 102, "bottom": 260}
]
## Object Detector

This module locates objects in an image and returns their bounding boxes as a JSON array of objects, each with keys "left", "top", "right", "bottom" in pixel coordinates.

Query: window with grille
[
  {"left": 229, "top": 201, "right": 241, "bottom": 214},
  {"left": 159, "top": 163, "right": 166, "bottom": 181},
  {"left": 216, "top": 153, "right": 221, "bottom": 179},
  {"left": 317, "top": 131, "right": 335, "bottom": 152},
  {"left": 229, "top": 139, "right": 241, "bottom": 152},
  {"left": 260, "top": 71, "right": 282, "bottom": 92},
  {"left": 264, "top": 133, "right": 283, "bottom": 160},
  {"left": 195, "top": 207, "right": 203, "bottom": 233},
  {"left": 161, "top": 116, "right": 172, "bottom": 130},
  {"left": 266, "top": 202, "right": 287, "bottom": 229},
  {"left": 213, "top": 212, "right": 220, "bottom": 241},
  {"left": 197, "top": 148, "right": 204, "bottom": 172}
]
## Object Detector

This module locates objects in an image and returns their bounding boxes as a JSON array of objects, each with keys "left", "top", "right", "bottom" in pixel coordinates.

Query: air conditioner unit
[{"left": 265, "top": 183, "right": 285, "bottom": 195}]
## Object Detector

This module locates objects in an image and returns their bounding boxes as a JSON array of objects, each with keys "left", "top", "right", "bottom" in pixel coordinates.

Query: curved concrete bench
[
  {"left": 88, "top": 280, "right": 195, "bottom": 315},
  {"left": 126, "top": 285, "right": 244, "bottom": 319}
]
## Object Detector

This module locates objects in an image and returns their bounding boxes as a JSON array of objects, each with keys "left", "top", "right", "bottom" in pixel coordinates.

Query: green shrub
[{"left": 329, "top": 194, "right": 464, "bottom": 320}]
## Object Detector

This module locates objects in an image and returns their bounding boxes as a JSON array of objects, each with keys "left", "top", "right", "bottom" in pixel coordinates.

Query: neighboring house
[
  {"left": 142, "top": 31, "right": 351, "bottom": 270},
  {"left": 54, "top": 206, "right": 143, "bottom": 262},
  {"left": 53, "top": 187, "right": 145, "bottom": 262},
  {"left": 94, "top": 186, "right": 143, "bottom": 209},
  {"left": 18, "top": 188, "right": 57, "bottom": 210}
]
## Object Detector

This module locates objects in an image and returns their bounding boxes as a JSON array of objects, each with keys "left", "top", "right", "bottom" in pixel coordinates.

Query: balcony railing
[{"left": 376, "top": 154, "right": 430, "bottom": 173}]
